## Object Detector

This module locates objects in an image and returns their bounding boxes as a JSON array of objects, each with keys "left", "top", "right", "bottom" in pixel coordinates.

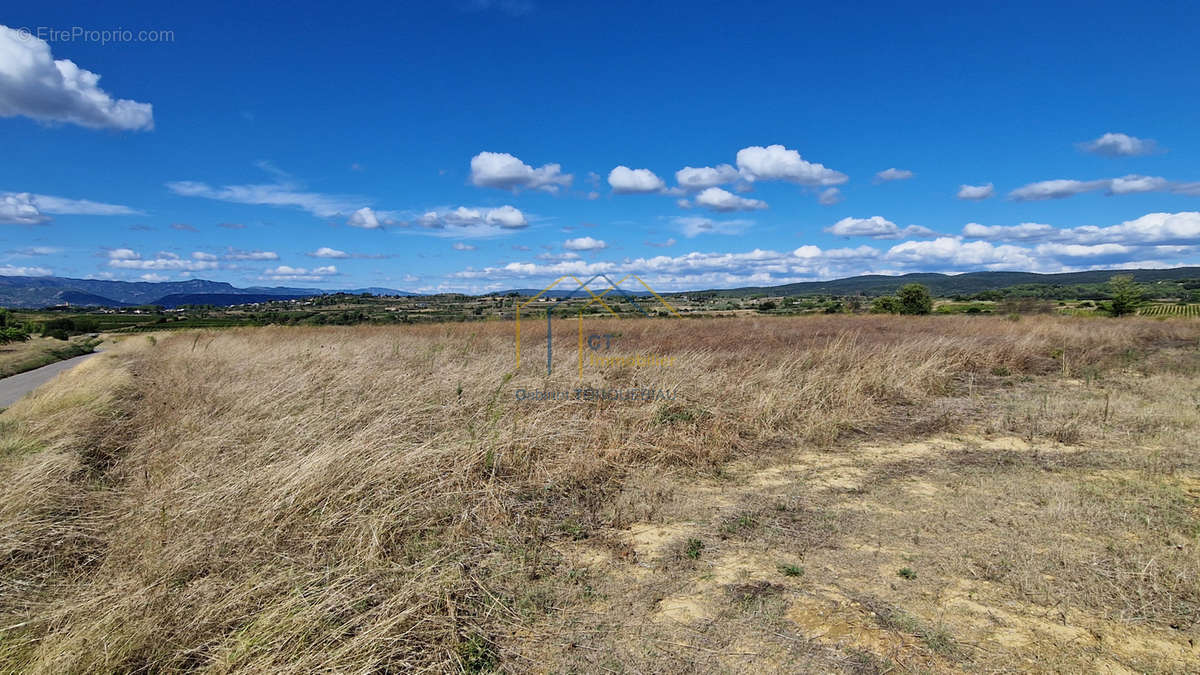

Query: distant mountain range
[
  {"left": 0, "top": 276, "right": 413, "bottom": 309},
  {"left": 2, "top": 267, "right": 1198, "bottom": 309},
  {"left": 696, "top": 267, "right": 1200, "bottom": 298}
]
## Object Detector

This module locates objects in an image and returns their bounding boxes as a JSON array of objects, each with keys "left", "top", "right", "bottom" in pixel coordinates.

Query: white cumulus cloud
[
  {"left": 107, "top": 249, "right": 219, "bottom": 271},
  {"left": 261, "top": 265, "right": 338, "bottom": 281},
  {"left": 1078, "top": 132, "right": 1159, "bottom": 157},
  {"left": 416, "top": 205, "right": 529, "bottom": 237},
  {"left": 875, "top": 168, "right": 914, "bottom": 182},
  {"left": 309, "top": 247, "right": 350, "bottom": 258},
  {"left": 818, "top": 188, "right": 843, "bottom": 206},
  {"left": 1108, "top": 175, "right": 1170, "bottom": 195},
  {"left": 0, "top": 193, "right": 48, "bottom": 224},
  {"left": 563, "top": 236, "right": 607, "bottom": 251},
  {"left": 1034, "top": 243, "right": 1132, "bottom": 259},
  {"left": 1056, "top": 212, "right": 1200, "bottom": 246},
  {"left": 961, "top": 222, "right": 1057, "bottom": 241},
  {"left": 0, "top": 25, "right": 153, "bottom": 130},
  {"left": 735, "top": 144, "right": 847, "bottom": 187},
  {"left": 957, "top": 183, "right": 995, "bottom": 200},
  {"left": 469, "top": 151, "right": 572, "bottom": 193},
  {"left": 826, "top": 216, "right": 935, "bottom": 239},
  {"left": 1008, "top": 178, "right": 1110, "bottom": 201},
  {"left": 963, "top": 213, "right": 1200, "bottom": 248},
  {"left": 694, "top": 187, "right": 767, "bottom": 212},
  {"left": 347, "top": 206, "right": 393, "bottom": 229},
  {"left": 0, "top": 264, "right": 52, "bottom": 276},
  {"left": 608, "top": 166, "right": 667, "bottom": 194},
  {"left": 963, "top": 213, "right": 1200, "bottom": 247},
  {"left": 483, "top": 204, "right": 526, "bottom": 227},
  {"left": 1008, "top": 175, "right": 1177, "bottom": 201},
  {"left": 884, "top": 237, "right": 1040, "bottom": 271},
  {"left": 675, "top": 164, "right": 740, "bottom": 190}
]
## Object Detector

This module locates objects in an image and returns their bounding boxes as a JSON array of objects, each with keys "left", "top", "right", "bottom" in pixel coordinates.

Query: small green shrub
[
  {"left": 778, "top": 563, "right": 804, "bottom": 577},
  {"left": 654, "top": 404, "right": 709, "bottom": 426},
  {"left": 559, "top": 519, "right": 588, "bottom": 540},
  {"left": 720, "top": 513, "right": 757, "bottom": 536},
  {"left": 870, "top": 296, "right": 900, "bottom": 314},
  {"left": 458, "top": 633, "right": 498, "bottom": 673}
]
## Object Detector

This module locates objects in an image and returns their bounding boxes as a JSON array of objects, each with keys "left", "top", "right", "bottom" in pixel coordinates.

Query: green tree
[
  {"left": 896, "top": 283, "right": 933, "bottom": 315},
  {"left": 41, "top": 317, "right": 76, "bottom": 336},
  {"left": 0, "top": 326, "right": 30, "bottom": 345},
  {"left": 1108, "top": 275, "right": 1143, "bottom": 317},
  {"left": 870, "top": 296, "right": 900, "bottom": 314}
]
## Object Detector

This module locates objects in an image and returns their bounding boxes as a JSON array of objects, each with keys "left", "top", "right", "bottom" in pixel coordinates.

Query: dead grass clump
[
  {"left": 852, "top": 594, "right": 960, "bottom": 659},
  {"left": 728, "top": 581, "right": 787, "bottom": 614}
]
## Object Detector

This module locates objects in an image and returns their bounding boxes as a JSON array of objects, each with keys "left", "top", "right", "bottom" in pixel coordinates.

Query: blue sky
[{"left": 2, "top": 1, "right": 1199, "bottom": 292}]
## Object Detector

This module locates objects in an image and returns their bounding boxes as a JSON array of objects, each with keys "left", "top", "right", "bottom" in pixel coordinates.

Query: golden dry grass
[
  {"left": 0, "top": 315, "right": 1198, "bottom": 672},
  {"left": 0, "top": 336, "right": 96, "bottom": 379}
]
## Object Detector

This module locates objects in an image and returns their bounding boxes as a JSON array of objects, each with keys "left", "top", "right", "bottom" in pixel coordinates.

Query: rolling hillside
[
  {"left": 701, "top": 267, "right": 1200, "bottom": 297},
  {"left": 0, "top": 276, "right": 411, "bottom": 308}
]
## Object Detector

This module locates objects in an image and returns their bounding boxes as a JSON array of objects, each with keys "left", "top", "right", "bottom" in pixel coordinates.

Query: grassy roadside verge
[{"left": 0, "top": 337, "right": 103, "bottom": 379}]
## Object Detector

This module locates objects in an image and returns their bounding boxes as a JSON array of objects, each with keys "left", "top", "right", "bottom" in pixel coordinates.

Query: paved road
[{"left": 0, "top": 352, "right": 99, "bottom": 409}]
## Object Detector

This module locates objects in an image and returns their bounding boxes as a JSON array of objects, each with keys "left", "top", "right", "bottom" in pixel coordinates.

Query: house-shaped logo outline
[{"left": 514, "top": 273, "right": 681, "bottom": 376}]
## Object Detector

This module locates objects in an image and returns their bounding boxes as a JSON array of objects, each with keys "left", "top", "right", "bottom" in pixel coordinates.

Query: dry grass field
[{"left": 1, "top": 316, "right": 1199, "bottom": 672}]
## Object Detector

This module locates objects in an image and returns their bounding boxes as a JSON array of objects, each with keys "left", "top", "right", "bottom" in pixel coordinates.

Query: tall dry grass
[{"left": 0, "top": 316, "right": 1196, "bottom": 671}]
